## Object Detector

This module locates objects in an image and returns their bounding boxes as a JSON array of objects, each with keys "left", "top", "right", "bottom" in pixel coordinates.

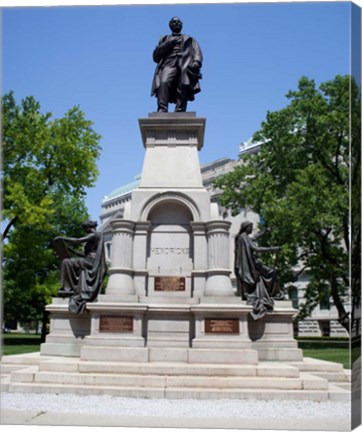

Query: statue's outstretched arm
[
  {"left": 55, "top": 233, "right": 96, "bottom": 246},
  {"left": 250, "top": 241, "right": 281, "bottom": 254},
  {"left": 252, "top": 228, "right": 271, "bottom": 241}
]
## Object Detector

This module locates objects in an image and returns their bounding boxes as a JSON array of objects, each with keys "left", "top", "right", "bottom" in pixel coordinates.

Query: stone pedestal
[
  {"left": 41, "top": 298, "right": 91, "bottom": 357},
  {"left": 248, "top": 301, "right": 303, "bottom": 361},
  {"left": 42, "top": 112, "right": 300, "bottom": 367}
]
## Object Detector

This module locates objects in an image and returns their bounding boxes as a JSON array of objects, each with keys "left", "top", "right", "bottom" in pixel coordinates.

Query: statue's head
[
  {"left": 239, "top": 221, "right": 253, "bottom": 234},
  {"left": 82, "top": 220, "right": 98, "bottom": 232},
  {"left": 169, "top": 16, "right": 183, "bottom": 34}
]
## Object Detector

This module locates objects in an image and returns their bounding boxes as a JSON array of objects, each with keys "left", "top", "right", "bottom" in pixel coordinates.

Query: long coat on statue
[
  {"left": 59, "top": 232, "right": 107, "bottom": 314},
  {"left": 151, "top": 34, "right": 203, "bottom": 104},
  {"left": 235, "top": 232, "right": 280, "bottom": 320}
]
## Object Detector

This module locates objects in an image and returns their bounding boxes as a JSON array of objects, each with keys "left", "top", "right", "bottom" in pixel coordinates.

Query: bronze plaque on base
[
  {"left": 99, "top": 316, "right": 133, "bottom": 333},
  {"left": 205, "top": 318, "right": 240, "bottom": 334},
  {"left": 154, "top": 276, "right": 186, "bottom": 291}
]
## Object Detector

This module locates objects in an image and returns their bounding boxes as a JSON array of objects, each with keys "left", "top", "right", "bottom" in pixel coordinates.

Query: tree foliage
[
  {"left": 2, "top": 92, "right": 102, "bottom": 330},
  {"left": 214, "top": 75, "right": 361, "bottom": 333},
  {"left": 2, "top": 91, "right": 101, "bottom": 241}
]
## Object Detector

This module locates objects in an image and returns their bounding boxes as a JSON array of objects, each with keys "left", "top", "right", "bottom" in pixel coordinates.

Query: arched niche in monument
[{"left": 146, "top": 200, "right": 194, "bottom": 280}]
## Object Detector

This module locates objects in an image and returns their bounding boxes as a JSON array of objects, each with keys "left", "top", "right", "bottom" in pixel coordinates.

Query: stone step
[
  {"left": 2, "top": 354, "right": 350, "bottom": 402},
  {"left": 311, "top": 371, "right": 349, "bottom": 382},
  {"left": 1, "top": 364, "right": 27, "bottom": 373},
  {"left": 167, "top": 386, "right": 350, "bottom": 402},
  {"left": 331, "top": 381, "right": 351, "bottom": 391},
  {"left": 291, "top": 357, "right": 345, "bottom": 373},
  {"left": 39, "top": 357, "right": 80, "bottom": 373},
  {"left": 8, "top": 381, "right": 166, "bottom": 398},
  {"left": 299, "top": 373, "right": 329, "bottom": 390},
  {"left": 10, "top": 366, "right": 39, "bottom": 383},
  {"left": 38, "top": 359, "right": 299, "bottom": 378},
  {"left": 0, "top": 375, "right": 10, "bottom": 392},
  {"left": 80, "top": 346, "right": 259, "bottom": 365},
  {"left": 327, "top": 383, "right": 351, "bottom": 402},
  {"left": 41, "top": 360, "right": 259, "bottom": 375},
  {"left": 1, "top": 353, "right": 41, "bottom": 365},
  {"left": 32, "top": 370, "right": 306, "bottom": 390},
  {"left": 166, "top": 387, "right": 331, "bottom": 401},
  {"left": 7, "top": 381, "right": 333, "bottom": 402}
]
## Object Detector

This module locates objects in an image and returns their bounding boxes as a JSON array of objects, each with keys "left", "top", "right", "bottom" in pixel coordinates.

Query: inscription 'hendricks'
[{"left": 151, "top": 247, "right": 190, "bottom": 255}]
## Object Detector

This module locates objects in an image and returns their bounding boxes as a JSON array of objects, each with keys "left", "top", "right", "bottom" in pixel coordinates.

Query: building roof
[{"left": 103, "top": 175, "right": 141, "bottom": 202}]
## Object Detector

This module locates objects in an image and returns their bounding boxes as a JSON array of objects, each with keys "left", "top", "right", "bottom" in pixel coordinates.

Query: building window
[
  {"left": 288, "top": 286, "right": 299, "bottom": 309},
  {"left": 319, "top": 288, "right": 330, "bottom": 310},
  {"left": 319, "top": 320, "right": 330, "bottom": 337}
]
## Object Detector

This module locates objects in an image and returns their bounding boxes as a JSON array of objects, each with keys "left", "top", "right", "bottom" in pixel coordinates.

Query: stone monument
[
  {"left": 41, "top": 16, "right": 301, "bottom": 369},
  {"left": 42, "top": 115, "right": 301, "bottom": 364},
  {"left": 4, "top": 19, "right": 352, "bottom": 404}
]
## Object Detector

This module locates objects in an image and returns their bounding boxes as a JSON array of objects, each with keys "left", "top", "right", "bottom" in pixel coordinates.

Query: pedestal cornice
[{"left": 139, "top": 113, "right": 206, "bottom": 150}]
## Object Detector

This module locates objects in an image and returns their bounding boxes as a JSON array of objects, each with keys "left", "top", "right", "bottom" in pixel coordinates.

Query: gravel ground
[{"left": 1, "top": 392, "right": 350, "bottom": 420}]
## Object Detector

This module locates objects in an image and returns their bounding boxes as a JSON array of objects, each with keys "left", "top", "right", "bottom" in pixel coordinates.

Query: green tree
[
  {"left": 2, "top": 196, "right": 90, "bottom": 334},
  {"left": 2, "top": 92, "right": 101, "bottom": 241},
  {"left": 215, "top": 75, "right": 360, "bottom": 333},
  {"left": 2, "top": 92, "right": 102, "bottom": 336}
]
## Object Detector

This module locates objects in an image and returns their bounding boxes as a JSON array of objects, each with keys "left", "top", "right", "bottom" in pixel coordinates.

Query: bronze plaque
[
  {"left": 205, "top": 318, "right": 240, "bottom": 334},
  {"left": 154, "top": 276, "right": 186, "bottom": 291},
  {"left": 99, "top": 316, "right": 133, "bottom": 333}
]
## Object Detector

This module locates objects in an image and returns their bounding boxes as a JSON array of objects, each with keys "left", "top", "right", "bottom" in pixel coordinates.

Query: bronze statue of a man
[
  {"left": 151, "top": 17, "right": 203, "bottom": 112},
  {"left": 234, "top": 221, "right": 281, "bottom": 320},
  {"left": 54, "top": 220, "right": 107, "bottom": 314}
]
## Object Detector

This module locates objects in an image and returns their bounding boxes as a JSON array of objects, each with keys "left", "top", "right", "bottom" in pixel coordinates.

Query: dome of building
[{"left": 103, "top": 175, "right": 141, "bottom": 202}]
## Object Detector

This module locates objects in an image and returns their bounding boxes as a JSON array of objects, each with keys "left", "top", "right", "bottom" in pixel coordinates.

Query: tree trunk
[
  {"left": 330, "top": 273, "right": 350, "bottom": 334},
  {"left": 40, "top": 310, "right": 49, "bottom": 343}
]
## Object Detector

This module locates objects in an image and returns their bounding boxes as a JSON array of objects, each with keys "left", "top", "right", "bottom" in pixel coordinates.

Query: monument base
[
  {"left": 40, "top": 296, "right": 302, "bottom": 362},
  {"left": 2, "top": 350, "right": 350, "bottom": 402}
]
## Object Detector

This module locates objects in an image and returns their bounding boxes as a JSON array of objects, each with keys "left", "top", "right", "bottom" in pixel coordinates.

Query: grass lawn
[{"left": 1, "top": 333, "right": 41, "bottom": 356}]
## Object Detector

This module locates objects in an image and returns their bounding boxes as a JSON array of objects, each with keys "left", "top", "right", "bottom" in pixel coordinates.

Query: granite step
[
  {"left": 7, "top": 381, "right": 334, "bottom": 402},
  {"left": 76, "top": 361, "right": 299, "bottom": 378},
  {"left": 331, "top": 381, "right": 351, "bottom": 391},
  {"left": 0, "top": 375, "right": 10, "bottom": 392},
  {"left": 36, "top": 357, "right": 301, "bottom": 378},
  {"left": 0, "top": 363, "right": 28, "bottom": 374},
  {"left": 2, "top": 354, "right": 349, "bottom": 402},
  {"left": 327, "top": 383, "right": 351, "bottom": 402},
  {"left": 291, "top": 357, "right": 345, "bottom": 373},
  {"left": 311, "top": 371, "right": 350, "bottom": 382},
  {"left": 16, "top": 369, "right": 306, "bottom": 391},
  {"left": 1, "top": 353, "right": 41, "bottom": 364}
]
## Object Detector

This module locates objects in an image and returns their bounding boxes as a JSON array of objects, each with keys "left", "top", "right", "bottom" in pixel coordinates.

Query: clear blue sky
[{"left": 2, "top": 1, "right": 353, "bottom": 222}]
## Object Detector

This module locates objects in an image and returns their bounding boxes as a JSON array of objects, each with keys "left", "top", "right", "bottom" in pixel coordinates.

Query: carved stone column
[
  {"left": 204, "top": 220, "right": 234, "bottom": 296},
  {"left": 191, "top": 221, "right": 207, "bottom": 297},
  {"left": 106, "top": 219, "right": 135, "bottom": 296},
  {"left": 133, "top": 221, "right": 151, "bottom": 296}
]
